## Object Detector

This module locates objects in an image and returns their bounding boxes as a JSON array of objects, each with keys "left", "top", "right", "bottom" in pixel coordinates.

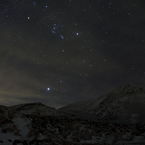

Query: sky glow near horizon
[{"left": 0, "top": 0, "right": 145, "bottom": 108}]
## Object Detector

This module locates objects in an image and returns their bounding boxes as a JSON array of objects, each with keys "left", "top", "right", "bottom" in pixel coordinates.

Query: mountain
[
  {"left": 9, "top": 102, "right": 66, "bottom": 116},
  {"left": 1, "top": 85, "right": 145, "bottom": 144},
  {"left": 59, "top": 84, "right": 145, "bottom": 124}
]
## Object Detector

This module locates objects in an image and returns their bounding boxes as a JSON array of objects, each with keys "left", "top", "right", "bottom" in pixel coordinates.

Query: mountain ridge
[
  {"left": 0, "top": 84, "right": 145, "bottom": 144},
  {"left": 59, "top": 84, "right": 145, "bottom": 124}
]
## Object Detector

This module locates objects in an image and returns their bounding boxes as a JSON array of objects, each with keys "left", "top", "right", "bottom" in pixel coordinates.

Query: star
[
  {"left": 33, "top": 2, "right": 36, "bottom": 6},
  {"left": 47, "top": 88, "right": 50, "bottom": 91},
  {"left": 60, "top": 34, "right": 64, "bottom": 39}
]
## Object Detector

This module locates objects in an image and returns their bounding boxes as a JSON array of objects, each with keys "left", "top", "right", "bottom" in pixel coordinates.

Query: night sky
[{"left": 0, "top": 0, "right": 145, "bottom": 108}]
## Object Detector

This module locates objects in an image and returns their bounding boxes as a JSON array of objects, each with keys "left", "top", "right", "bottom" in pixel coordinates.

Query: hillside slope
[{"left": 60, "top": 84, "right": 145, "bottom": 124}]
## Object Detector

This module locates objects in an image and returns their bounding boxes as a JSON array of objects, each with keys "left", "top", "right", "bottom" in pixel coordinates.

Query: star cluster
[{"left": 0, "top": 0, "right": 145, "bottom": 108}]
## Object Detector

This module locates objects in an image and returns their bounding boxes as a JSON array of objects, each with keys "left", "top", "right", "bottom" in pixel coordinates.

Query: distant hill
[{"left": 9, "top": 102, "right": 66, "bottom": 116}]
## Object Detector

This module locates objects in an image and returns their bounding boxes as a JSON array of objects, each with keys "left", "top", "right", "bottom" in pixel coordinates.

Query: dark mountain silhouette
[
  {"left": 60, "top": 84, "right": 145, "bottom": 124},
  {"left": 0, "top": 84, "right": 145, "bottom": 144}
]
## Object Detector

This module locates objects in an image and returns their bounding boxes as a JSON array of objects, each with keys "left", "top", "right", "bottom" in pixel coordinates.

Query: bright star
[{"left": 47, "top": 88, "right": 50, "bottom": 91}]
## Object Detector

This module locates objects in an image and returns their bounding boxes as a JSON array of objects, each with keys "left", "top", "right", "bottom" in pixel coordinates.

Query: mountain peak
[
  {"left": 112, "top": 84, "right": 145, "bottom": 95},
  {"left": 60, "top": 84, "right": 145, "bottom": 124}
]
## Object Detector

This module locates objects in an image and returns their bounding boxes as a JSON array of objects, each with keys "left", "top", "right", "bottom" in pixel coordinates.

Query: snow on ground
[
  {"left": 12, "top": 117, "right": 30, "bottom": 139},
  {"left": 0, "top": 132, "right": 19, "bottom": 145}
]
